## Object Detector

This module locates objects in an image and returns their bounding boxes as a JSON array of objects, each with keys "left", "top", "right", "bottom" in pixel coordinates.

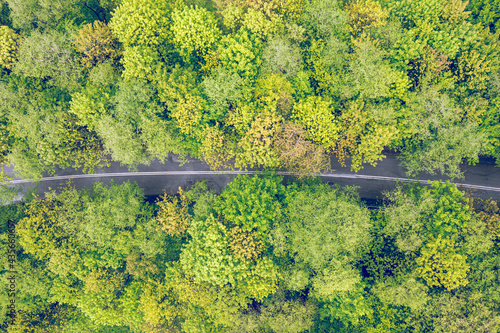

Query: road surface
[{"left": 3, "top": 154, "right": 500, "bottom": 202}]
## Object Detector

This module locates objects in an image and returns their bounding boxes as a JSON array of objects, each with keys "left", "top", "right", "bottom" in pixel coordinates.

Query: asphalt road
[{"left": 3, "top": 154, "right": 500, "bottom": 202}]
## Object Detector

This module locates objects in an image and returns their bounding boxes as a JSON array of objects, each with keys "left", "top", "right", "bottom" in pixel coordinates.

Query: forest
[
  {"left": 0, "top": 0, "right": 499, "bottom": 178},
  {"left": 0, "top": 0, "right": 500, "bottom": 331},
  {"left": 0, "top": 175, "right": 499, "bottom": 332}
]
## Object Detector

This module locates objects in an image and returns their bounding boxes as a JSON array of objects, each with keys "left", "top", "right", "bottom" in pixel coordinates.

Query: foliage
[
  {"left": 242, "top": 7, "right": 281, "bottom": 40},
  {"left": 416, "top": 236, "right": 470, "bottom": 290},
  {"left": 411, "top": 292, "right": 500, "bottom": 332},
  {"left": 218, "top": 29, "right": 262, "bottom": 79},
  {"left": 284, "top": 183, "right": 371, "bottom": 271},
  {"left": 398, "top": 85, "right": 486, "bottom": 178},
  {"left": 253, "top": 73, "right": 295, "bottom": 114},
  {"left": 229, "top": 226, "right": 263, "bottom": 261},
  {"left": 109, "top": 0, "right": 172, "bottom": 52},
  {"left": 156, "top": 187, "right": 192, "bottom": 237},
  {"left": 202, "top": 67, "right": 246, "bottom": 120},
  {"left": 73, "top": 20, "right": 121, "bottom": 68},
  {"left": 215, "top": 174, "right": 284, "bottom": 237},
  {"left": 0, "top": 26, "right": 21, "bottom": 70},
  {"left": 344, "top": 37, "right": 399, "bottom": 100},
  {"left": 262, "top": 36, "right": 302, "bottom": 77},
  {"left": 200, "top": 124, "right": 236, "bottom": 171},
  {"left": 0, "top": 75, "right": 108, "bottom": 179},
  {"left": 274, "top": 122, "right": 331, "bottom": 177},
  {"left": 180, "top": 214, "right": 240, "bottom": 286},
  {"left": 292, "top": 95, "right": 339, "bottom": 150},
  {"left": 453, "top": 48, "right": 493, "bottom": 94},
  {"left": 3, "top": 0, "right": 500, "bottom": 329},
  {"left": 155, "top": 65, "right": 205, "bottom": 142},
  {"left": 258, "top": 295, "right": 316, "bottom": 333},
  {"left": 467, "top": 0, "right": 500, "bottom": 32},
  {"left": 3, "top": 173, "right": 500, "bottom": 331},
  {"left": 300, "top": 0, "right": 348, "bottom": 39},
  {"left": 13, "top": 30, "right": 82, "bottom": 91},
  {"left": 171, "top": 5, "right": 221, "bottom": 59},
  {"left": 346, "top": 0, "right": 389, "bottom": 36},
  {"left": 382, "top": 180, "right": 478, "bottom": 292},
  {"left": 96, "top": 115, "right": 150, "bottom": 167},
  {"left": 16, "top": 195, "right": 64, "bottom": 260},
  {"left": 69, "top": 80, "right": 113, "bottom": 130},
  {"left": 334, "top": 100, "right": 398, "bottom": 171},
  {"left": 235, "top": 109, "right": 282, "bottom": 169},
  {"left": 2, "top": 0, "right": 497, "bottom": 181}
]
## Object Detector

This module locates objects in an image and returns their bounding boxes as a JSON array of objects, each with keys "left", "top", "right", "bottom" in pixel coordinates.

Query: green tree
[
  {"left": 179, "top": 213, "right": 280, "bottom": 301},
  {"left": 229, "top": 226, "right": 263, "bottom": 261},
  {"left": 343, "top": 37, "right": 399, "bottom": 100},
  {"left": 218, "top": 28, "right": 262, "bottom": 80},
  {"left": 300, "top": 0, "right": 348, "bottom": 39},
  {"left": 282, "top": 183, "right": 371, "bottom": 271},
  {"left": 154, "top": 65, "right": 206, "bottom": 148},
  {"left": 334, "top": 100, "right": 399, "bottom": 172},
  {"left": 381, "top": 181, "right": 479, "bottom": 291},
  {"left": 235, "top": 109, "right": 282, "bottom": 169},
  {"left": 1, "top": 75, "right": 107, "bottom": 179},
  {"left": 262, "top": 35, "right": 302, "bottom": 78},
  {"left": 109, "top": 0, "right": 172, "bottom": 52},
  {"left": 409, "top": 292, "right": 500, "bottom": 332},
  {"left": 467, "top": 0, "right": 500, "bottom": 32},
  {"left": 200, "top": 124, "right": 237, "bottom": 171},
  {"left": 109, "top": 0, "right": 174, "bottom": 79},
  {"left": 14, "top": 181, "right": 175, "bottom": 330},
  {"left": 13, "top": 30, "right": 82, "bottom": 91},
  {"left": 96, "top": 115, "right": 150, "bottom": 168},
  {"left": 4, "top": 0, "right": 109, "bottom": 31},
  {"left": 202, "top": 67, "right": 247, "bottom": 122},
  {"left": 94, "top": 77, "right": 182, "bottom": 167},
  {"left": 180, "top": 215, "right": 240, "bottom": 286},
  {"left": 398, "top": 85, "right": 486, "bottom": 178},
  {"left": 304, "top": 37, "right": 349, "bottom": 97},
  {"left": 6, "top": 304, "right": 96, "bottom": 333},
  {"left": 274, "top": 183, "right": 372, "bottom": 324},
  {"left": 69, "top": 78, "right": 115, "bottom": 130},
  {"left": 215, "top": 174, "right": 285, "bottom": 237},
  {"left": 257, "top": 293, "right": 317, "bottom": 333},
  {"left": 253, "top": 73, "right": 295, "bottom": 115},
  {"left": 416, "top": 236, "right": 469, "bottom": 290}
]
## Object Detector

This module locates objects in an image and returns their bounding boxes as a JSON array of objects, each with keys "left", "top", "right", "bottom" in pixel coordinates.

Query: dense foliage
[
  {"left": 0, "top": 0, "right": 498, "bottom": 179},
  {"left": 1, "top": 176, "right": 499, "bottom": 332},
  {"left": 1, "top": 0, "right": 500, "bottom": 331}
]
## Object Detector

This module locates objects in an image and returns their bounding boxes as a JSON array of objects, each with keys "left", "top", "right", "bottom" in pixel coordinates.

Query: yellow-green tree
[
  {"left": 109, "top": 0, "right": 173, "bottom": 79},
  {"left": 416, "top": 236, "right": 470, "bottom": 290},
  {"left": 292, "top": 95, "right": 339, "bottom": 150},
  {"left": 200, "top": 124, "right": 236, "bottom": 171},
  {"left": 0, "top": 26, "right": 21, "bottom": 70},
  {"left": 73, "top": 21, "right": 121, "bottom": 68},
  {"left": 171, "top": 5, "right": 221, "bottom": 59},
  {"left": 346, "top": 0, "right": 388, "bottom": 36},
  {"left": 235, "top": 109, "right": 282, "bottom": 169},
  {"left": 109, "top": 0, "right": 172, "bottom": 51},
  {"left": 156, "top": 187, "right": 192, "bottom": 237}
]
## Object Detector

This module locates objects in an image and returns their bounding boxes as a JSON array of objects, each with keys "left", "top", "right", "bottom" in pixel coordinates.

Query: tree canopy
[{"left": 1, "top": 175, "right": 499, "bottom": 332}]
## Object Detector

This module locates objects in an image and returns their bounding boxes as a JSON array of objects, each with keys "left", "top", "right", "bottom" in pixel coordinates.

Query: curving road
[{"left": 3, "top": 154, "right": 500, "bottom": 202}]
